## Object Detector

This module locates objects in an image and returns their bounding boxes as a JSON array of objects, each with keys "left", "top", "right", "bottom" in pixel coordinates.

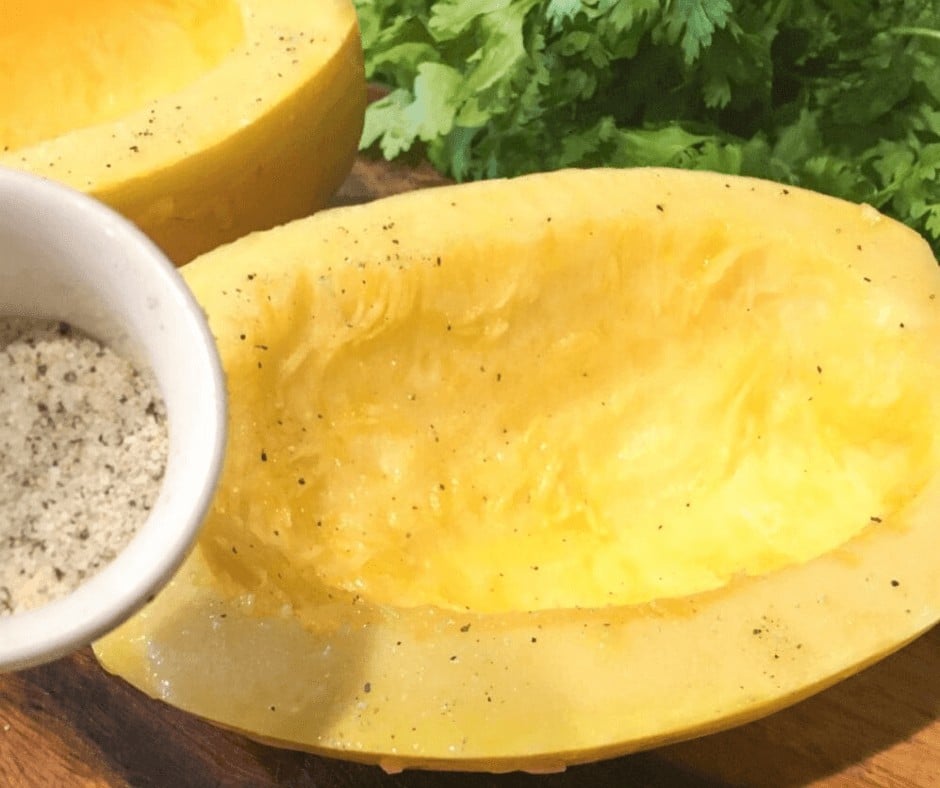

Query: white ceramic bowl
[{"left": 0, "top": 167, "right": 226, "bottom": 671}]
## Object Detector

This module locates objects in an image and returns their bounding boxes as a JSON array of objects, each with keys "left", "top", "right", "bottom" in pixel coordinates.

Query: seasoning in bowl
[{"left": 0, "top": 316, "right": 168, "bottom": 615}]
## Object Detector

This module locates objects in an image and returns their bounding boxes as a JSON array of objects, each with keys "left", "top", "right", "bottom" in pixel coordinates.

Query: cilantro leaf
[
  {"left": 660, "top": 0, "right": 734, "bottom": 65},
  {"left": 354, "top": 0, "right": 940, "bottom": 257}
]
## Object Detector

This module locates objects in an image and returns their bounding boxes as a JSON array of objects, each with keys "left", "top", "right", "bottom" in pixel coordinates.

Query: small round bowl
[{"left": 0, "top": 167, "right": 226, "bottom": 671}]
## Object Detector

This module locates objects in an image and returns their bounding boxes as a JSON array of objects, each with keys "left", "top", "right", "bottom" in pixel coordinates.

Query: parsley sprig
[{"left": 355, "top": 0, "right": 940, "bottom": 255}]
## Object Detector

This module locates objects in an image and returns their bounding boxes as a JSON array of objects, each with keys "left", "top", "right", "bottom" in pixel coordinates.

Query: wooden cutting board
[{"left": 1, "top": 155, "right": 937, "bottom": 788}]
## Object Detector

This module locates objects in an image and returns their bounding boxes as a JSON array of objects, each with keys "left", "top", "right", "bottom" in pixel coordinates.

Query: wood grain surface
[{"left": 1, "top": 155, "right": 937, "bottom": 787}]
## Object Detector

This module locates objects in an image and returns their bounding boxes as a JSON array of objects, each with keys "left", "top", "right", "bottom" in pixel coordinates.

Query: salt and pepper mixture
[{"left": 0, "top": 317, "right": 168, "bottom": 615}]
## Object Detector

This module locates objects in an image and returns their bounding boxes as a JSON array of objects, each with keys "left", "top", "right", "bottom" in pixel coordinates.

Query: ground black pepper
[{"left": 0, "top": 317, "right": 168, "bottom": 615}]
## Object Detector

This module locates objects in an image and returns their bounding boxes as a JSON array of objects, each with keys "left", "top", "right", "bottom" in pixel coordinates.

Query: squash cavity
[
  {"left": 1, "top": 0, "right": 244, "bottom": 151},
  {"left": 194, "top": 197, "right": 940, "bottom": 616}
]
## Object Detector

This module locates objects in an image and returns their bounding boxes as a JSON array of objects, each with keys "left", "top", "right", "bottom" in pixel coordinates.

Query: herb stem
[{"left": 890, "top": 26, "right": 940, "bottom": 43}]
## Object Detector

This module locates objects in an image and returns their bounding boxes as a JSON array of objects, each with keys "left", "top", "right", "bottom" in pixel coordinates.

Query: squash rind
[{"left": 94, "top": 168, "right": 940, "bottom": 771}]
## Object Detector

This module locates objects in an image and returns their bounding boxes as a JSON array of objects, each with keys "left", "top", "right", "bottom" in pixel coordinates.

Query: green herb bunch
[{"left": 356, "top": 0, "right": 940, "bottom": 254}]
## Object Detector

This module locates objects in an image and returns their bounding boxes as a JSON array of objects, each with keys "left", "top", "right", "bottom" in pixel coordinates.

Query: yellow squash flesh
[
  {"left": 94, "top": 168, "right": 940, "bottom": 772},
  {"left": 0, "top": 0, "right": 365, "bottom": 264}
]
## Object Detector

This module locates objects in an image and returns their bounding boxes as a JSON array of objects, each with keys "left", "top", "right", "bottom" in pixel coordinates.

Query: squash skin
[
  {"left": 94, "top": 168, "right": 940, "bottom": 771},
  {"left": 0, "top": 0, "right": 365, "bottom": 264}
]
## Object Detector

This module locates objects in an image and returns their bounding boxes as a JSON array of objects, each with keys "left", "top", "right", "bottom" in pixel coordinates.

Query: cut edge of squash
[{"left": 95, "top": 476, "right": 940, "bottom": 772}]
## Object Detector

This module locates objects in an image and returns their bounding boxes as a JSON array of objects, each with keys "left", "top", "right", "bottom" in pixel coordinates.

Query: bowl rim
[{"left": 0, "top": 166, "right": 227, "bottom": 672}]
